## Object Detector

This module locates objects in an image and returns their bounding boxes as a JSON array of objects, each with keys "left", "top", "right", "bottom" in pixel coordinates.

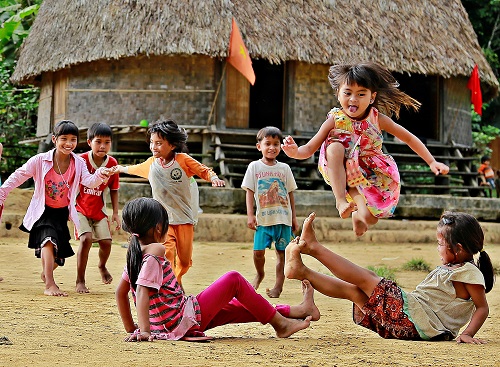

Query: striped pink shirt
[{"left": 122, "top": 254, "right": 201, "bottom": 339}]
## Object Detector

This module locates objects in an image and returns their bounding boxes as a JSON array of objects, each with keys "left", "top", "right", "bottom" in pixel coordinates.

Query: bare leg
[
  {"left": 98, "top": 239, "right": 113, "bottom": 284},
  {"left": 76, "top": 233, "right": 92, "bottom": 293},
  {"left": 349, "top": 188, "right": 378, "bottom": 237},
  {"left": 252, "top": 250, "right": 265, "bottom": 290},
  {"left": 326, "top": 142, "right": 356, "bottom": 219},
  {"left": 285, "top": 213, "right": 380, "bottom": 305},
  {"left": 288, "top": 280, "right": 321, "bottom": 321},
  {"left": 266, "top": 249, "right": 285, "bottom": 298},
  {"left": 41, "top": 242, "right": 67, "bottom": 296}
]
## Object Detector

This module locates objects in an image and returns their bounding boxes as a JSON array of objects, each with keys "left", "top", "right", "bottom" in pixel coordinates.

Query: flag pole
[{"left": 206, "top": 62, "right": 227, "bottom": 127}]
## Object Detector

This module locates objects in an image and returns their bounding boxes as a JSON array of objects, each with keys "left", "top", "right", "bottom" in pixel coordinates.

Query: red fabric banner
[
  {"left": 467, "top": 64, "right": 483, "bottom": 116},
  {"left": 227, "top": 17, "right": 256, "bottom": 85}
]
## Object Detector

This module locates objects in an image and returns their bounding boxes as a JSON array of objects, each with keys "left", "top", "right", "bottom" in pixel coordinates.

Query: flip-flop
[{"left": 180, "top": 336, "right": 213, "bottom": 342}]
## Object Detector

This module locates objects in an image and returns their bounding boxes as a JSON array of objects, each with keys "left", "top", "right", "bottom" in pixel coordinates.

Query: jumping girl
[{"left": 282, "top": 62, "right": 449, "bottom": 236}]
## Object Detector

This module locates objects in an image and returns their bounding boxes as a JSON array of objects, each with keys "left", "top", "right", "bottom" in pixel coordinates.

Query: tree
[{"left": 0, "top": 0, "right": 41, "bottom": 180}]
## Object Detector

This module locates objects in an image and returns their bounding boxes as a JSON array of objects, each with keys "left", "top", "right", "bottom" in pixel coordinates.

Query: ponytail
[
  {"left": 478, "top": 251, "right": 495, "bottom": 293},
  {"left": 126, "top": 235, "right": 143, "bottom": 291}
]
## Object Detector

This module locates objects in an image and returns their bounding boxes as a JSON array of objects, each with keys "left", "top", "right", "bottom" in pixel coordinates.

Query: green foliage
[
  {"left": 367, "top": 265, "right": 397, "bottom": 282},
  {"left": 471, "top": 104, "right": 500, "bottom": 156},
  {"left": 402, "top": 258, "right": 431, "bottom": 272},
  {"left": 0, "top": 0, "right": 41, "bottom": 180}
]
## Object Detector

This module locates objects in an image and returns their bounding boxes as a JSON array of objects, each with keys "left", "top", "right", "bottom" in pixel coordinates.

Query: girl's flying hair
[
  {"left": 121, "top": 197, "right": 169, "bottom": 290},
  {"left": 328, "top": 62, "right": 421, "bottom": 118},
  {"left": 53, "top": 120, "right": 79, "bottom": 140},
  {"left": 148, "top": 118, "right": 188, "bottom": 153},
  {"left": 438, "top": 211, "right": 495, "bottom": 293}
]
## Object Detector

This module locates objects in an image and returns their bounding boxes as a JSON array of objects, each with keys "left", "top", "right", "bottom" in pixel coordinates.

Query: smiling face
[
  {"left": 149, "top": 132, "right": 176, "bottom": 161},
  {"left": 337, "top": 82, "right": 376, "bottom": 120},
  {"left": 52, "top": 134, "right": 78, "bottom": 156},
  {"left": 257, "top": 135, "right": 281, "bottom": 164}
]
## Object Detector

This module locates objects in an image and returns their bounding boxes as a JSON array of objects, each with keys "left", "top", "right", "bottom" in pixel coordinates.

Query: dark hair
[
  {"left": 256, "top": 126, "right": 283, "bottom": 142},
  {"left": 121, "top": 197, "right": 169, "bottom": 290},
  {"left": 148, "top": 118, "right": 188, "bottom": 153},
  {"left": 87, "top": 122, "right": 113, "bottom": 141},
  {"left": 481, "top": 156, "right": 491, "bottom": 164},
  {"left": 328, "top": 62, "right": 421, "bottom": 118},
  {"left": 53, "top": 120, "right": 79, "bottom": 140},
  {"left": 438, "top": 211, "right": 495, "bottom": 293}
]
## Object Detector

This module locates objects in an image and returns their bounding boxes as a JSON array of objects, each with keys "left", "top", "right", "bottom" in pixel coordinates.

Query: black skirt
[{"left": 20, "top": 205, "right": 74, "bottom": 266}]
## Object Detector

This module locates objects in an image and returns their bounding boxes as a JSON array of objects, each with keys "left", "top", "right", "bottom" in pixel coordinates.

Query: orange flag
[
  {"left": 227, "top": 17, "right": 255, "bottom": 85},
  {"left": 467, "top": 64, "right": 482, "bottom": 116}
]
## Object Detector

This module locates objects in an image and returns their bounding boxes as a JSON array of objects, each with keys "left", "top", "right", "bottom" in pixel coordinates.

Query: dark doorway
[
  {"left": 392, "top": 73, "right": 439, "bottom": 142},
  {"left": 249, "top": 60, "right": 284, "bottom": 130}
]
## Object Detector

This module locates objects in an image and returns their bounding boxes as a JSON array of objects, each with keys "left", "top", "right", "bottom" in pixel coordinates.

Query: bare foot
[
  {"left": 273, "top": 315, "right": 312, "bottom": 338},
  {"left": 298, "top": 280, "right": 321, "bottom": 321},
  {"left": 44, "top": 285, "right": 68, "bottom": 297},
  {"left": 99, "top": 266, "right": 113, "bottom": 284},
  {"left": 284, "top": 240, "right": 307, "bottom": 280},
  {"left": 266, "top": 287, "right": 282, "bottom": 298},
  {"left": 336, "top": 201, "right": 356, "bottom": 219},
  {"left": 251, "top": 273, "right": 264, "bottom": 290},
  {"left": 352, "top": 211, "right": 368, "bottom": 237},
  {"left": 76, "top": 281, "right": 90, "bottom": 294},
  {"left": 298, "top": 212, "right": 320, "bottom": 254}
]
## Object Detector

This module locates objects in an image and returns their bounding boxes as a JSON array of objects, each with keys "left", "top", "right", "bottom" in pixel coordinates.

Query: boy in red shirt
[
  {"left": 478, "top": 155, "right": 495, "bottom": 196},
  {"left": 75, "top": 123, "right": 120, "bottom": 293}
]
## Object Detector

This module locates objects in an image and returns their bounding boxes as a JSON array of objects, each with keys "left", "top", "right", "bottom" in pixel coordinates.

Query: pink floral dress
[{"left": 318, "top": 107, "right": 400, "bottom": 218}]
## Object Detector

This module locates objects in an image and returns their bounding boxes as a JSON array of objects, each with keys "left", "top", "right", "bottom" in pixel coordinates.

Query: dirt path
[{"left": 1, "top": 228, "right": 499, "bottom": 366}]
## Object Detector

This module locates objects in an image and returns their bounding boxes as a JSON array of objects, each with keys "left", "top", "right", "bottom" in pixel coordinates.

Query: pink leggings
[{"left": 196, "top": 271, "right": 290, "bottom": 331}]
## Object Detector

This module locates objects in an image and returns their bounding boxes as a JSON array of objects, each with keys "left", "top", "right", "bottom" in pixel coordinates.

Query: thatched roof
[{"left": 11, "top": 0, "right": 499, "bottom": 99}]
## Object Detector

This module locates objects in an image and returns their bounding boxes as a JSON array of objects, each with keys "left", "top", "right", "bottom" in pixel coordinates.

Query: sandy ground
[{"left": 1, "top": 192, "right": 500, "bottom": 366}]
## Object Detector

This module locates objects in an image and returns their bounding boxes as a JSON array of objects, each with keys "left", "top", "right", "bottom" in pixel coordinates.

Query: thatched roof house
[
  {"left": 11, "top": 0, "right": 499, "bottom": 170},
  {"left": 12, "top": 0, "right": 497, "bottom": 92}
]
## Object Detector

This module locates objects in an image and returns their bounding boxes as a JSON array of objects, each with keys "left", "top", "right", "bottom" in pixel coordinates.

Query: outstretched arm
[
  {"left": 282, "top": 115, "right": 336, "bottom": 159},
  {"left": 456, "top": 283, "right": 489, "bottom": 344},
  {"left": 116, "top": 278, "right": 136, "bottom": 333},
  {"left": 379, "top": 114, "right": 449, "bottom": 175}
]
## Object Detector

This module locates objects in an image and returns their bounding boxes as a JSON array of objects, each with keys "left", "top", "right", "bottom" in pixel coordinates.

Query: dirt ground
[{"left": 1, "top": 191, "right": 500, "bottom": 367}]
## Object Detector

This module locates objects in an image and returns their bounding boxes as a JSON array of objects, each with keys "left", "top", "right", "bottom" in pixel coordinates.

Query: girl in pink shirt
[
  {"left": 116, "top": 197, "right": 320, "bottom": 342},
  {"left": 0, "top": 120, "right": 110, "bottom": 296}
]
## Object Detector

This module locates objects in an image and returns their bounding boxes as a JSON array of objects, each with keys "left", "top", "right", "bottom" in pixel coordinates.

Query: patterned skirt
[
  {"left": 20, "top": 205, "right": 73, "bottom": 266},
  {"left": 353, "top": 278, "right": 421, "bottom": 340}
]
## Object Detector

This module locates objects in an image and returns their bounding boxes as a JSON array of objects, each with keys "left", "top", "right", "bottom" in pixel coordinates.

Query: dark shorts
[
  {"left": 20, "top": 206, "right": 73, "bottom": 266},
  {"left": 353, "top": 278, "right": 421, "bottom": 340}
]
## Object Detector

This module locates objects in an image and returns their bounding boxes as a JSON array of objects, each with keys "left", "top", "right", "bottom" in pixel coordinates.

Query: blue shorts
[{"left": 254, "top": 224, "right": 293, "bottom": 251}]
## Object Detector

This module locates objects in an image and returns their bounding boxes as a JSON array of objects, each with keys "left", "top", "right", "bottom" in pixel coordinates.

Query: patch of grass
[
  {"left": 402, "top": 258, "right": 431, "bottom": 272},
  {"left": 367, "top": 265, "right": 397, "bottom": 282}
]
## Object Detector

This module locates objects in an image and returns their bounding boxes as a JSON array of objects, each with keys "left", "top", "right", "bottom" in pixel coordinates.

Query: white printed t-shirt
[{"left": 241, "top": 160, "right": 297, "bottom": 227}]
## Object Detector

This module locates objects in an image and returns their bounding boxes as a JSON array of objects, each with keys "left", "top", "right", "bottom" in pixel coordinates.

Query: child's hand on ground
[
  {"left": 281, "top": 136, "right": 298, "bottom": 158},
  {"left": 124, "top": 329, "right": 153, "bottom": 342},
  {"left": 211, "top": 177, "right": 226, "bottom": 187},
  {"left": 430, "top": 161, "right": 449, "bottom": 175},
  {"left": 456, "top": 333, "right": 487, "bottom": 344}
]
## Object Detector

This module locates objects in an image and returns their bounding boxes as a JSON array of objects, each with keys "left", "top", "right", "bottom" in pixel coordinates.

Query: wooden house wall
[
  {"left": 41, "top": 55, "right": 218, "bottom": 132},
  {"left": 442, "top": 77, "right": 473, "bottom": 146},
  {"left": 289, "top": 62, "right": 336, "bottom": 134}
]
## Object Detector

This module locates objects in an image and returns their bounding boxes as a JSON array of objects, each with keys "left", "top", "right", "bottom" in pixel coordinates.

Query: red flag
[
  {"left": 227, "top": 17, "right": 255, "bottom": 85},
  {"left": 467, "top": 64, "right": 483, "bottom": 116}
]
